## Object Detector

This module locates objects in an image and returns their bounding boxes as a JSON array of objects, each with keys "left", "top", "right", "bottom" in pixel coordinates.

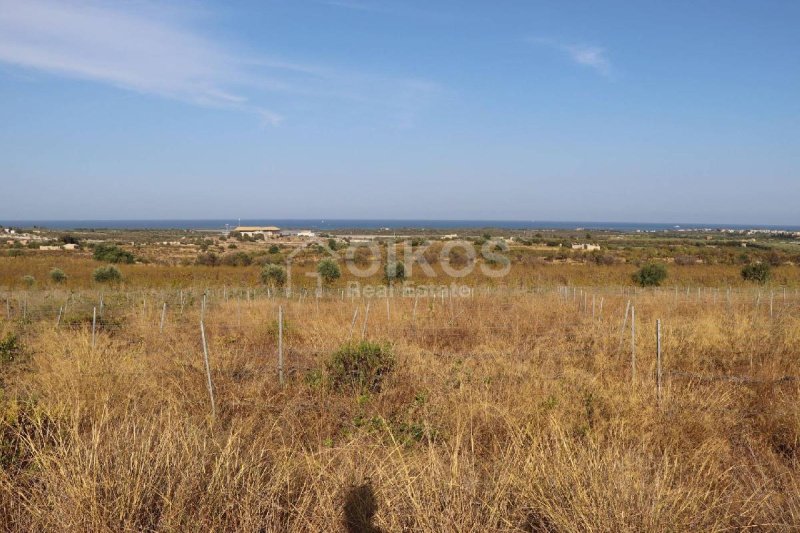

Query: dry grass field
[{"left": 1, "top": 257, "right": 799, "bottom": 531}]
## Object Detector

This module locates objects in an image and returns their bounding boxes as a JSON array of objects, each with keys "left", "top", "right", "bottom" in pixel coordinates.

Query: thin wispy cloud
[
  {"left": 0, "top": 0, "right": 440, "bottom": 125},
  {"left": 527, "top": 37, "right": 613, "bottom": 77}
]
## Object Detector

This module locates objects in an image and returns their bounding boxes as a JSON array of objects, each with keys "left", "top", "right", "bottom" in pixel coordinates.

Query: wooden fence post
[
  {"left": 278, "top": 305, "right": 284, "bottom": 386},
  {"left": 630, "top": 305, "right": 636, "bottom": 384},
  {"left": 160, "top": 302, "right": 167, "bottom": 333},
  {"left": 92, "top": 306, "right": 97, "bottom": 348},
  {"left": 618, "top": 300, "right": 631, "bottom": 353},
  {"left": 656, "top": 319, "right": 662, "bottom": 403},
  {"left": 200, "top": 320, "right": 216, "bottom": 418},
  {"left": 361, "top": 301, "right": 371, "bottom": 340}
]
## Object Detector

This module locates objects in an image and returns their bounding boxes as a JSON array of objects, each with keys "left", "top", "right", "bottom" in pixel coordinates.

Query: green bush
[
  {"left": 93, "top": 265, "right": 122, "bottom": 283},
  {"left": 385, "top": 261, "right": 405, "bottom": 283},
  {"left": 741, "top": 263, "right": 771, "bottom": 284},
  {"left": 0, "top": 333, "right": 20, "bottom": 364},
  {"left": 317, "top": 259, "right": 341, "bottom": 285},
  {"left": 220, "top": 251, "right": 252, "bottom": 267},
  {"left": 632, "top": 263, "right": 667, "bottom": 287},
  {"left": 261, "top": 264, "right": 287, "bottom": 287},
  {"left": 21, "top": 275, "right": 35, "bottom": 288},
  {"left": 49, "top": 268, "right": 67, "bottom": 283},
  {"left": 327, "top": 341, "right": 395, "bottom": 393},
  {"left": 92, "top": 243, "right": 135, "bottom": 264},
  {"left": 194, "top": 252, "right": 219, "bottom": 266}
]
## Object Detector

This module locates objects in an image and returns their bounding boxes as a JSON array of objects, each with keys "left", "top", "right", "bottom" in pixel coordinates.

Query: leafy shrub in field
[
  {"left": 741, "top": 263, "right": 771, "bottom": 284},
  {"left": 384, "top": 261, "right": 405, "bottom": 283},
  {"left": 326, "top": 341, "right": 395, "bottom": 393},
  {"left": 0, "top": 333, "right": 20, "bottom": 364},
  {"left": 92, "top": 243, "right": 135, "bottom": 264},
  {"left": 632, "top": 263, "right": 667, "bottom": 287},
  {"left": 22, "top": 275, "right": 35, "bottom": 288},
  {"left": 317, "top": 259, "right": 341, "bottom": 285},
  {"left": 49, "top": 268, "right": 67, "bottom": 284},
  {"left": 261, "top": 264, "right": 287, "bottom": 287},
  {"left": 268, "top": 244, "right": 280, "bottom": 254},
  {"left": 93, "top": 265, "right": 122, "bottom": 283},
  {"left": 195, "top": 252, "right": 220, "bottom": 266},
  {"left": 220, "top": 251, "right": 252, "bottom": 267}
]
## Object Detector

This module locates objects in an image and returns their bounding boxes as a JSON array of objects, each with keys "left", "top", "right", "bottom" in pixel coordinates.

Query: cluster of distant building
[
  {"left": 3, "top": 227, "right": 78, "bottom": 250},
  {"left": 230, "top": 226, "right": 317, "bottom": 239}
]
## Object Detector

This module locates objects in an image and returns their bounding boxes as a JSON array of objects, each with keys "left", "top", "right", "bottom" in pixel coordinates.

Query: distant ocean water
[{"left": 2, "top": 219, "right": 799, "bottom": 232}]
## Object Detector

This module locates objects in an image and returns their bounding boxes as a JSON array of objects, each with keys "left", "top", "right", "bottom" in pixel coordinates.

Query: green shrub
[
  {"left": 317, "top": 259, "right": 341, "bottom": 285},
  {"left": 741, "top": 263, "right": 771, "bottom": 284},
  {"left": 385, "top": 261, "right": 405, "bottom": 283},
  {"left": 220, "top": 251, "right": 252, "bottom": 267},
  {"left": 93, "top": 265, "right": 122, "bottom": 283},
  {"left": 0, "top": 333, "right": 20, "bottom": 364},
  {"left": 268, "top": 244, "right": 280, "bottom": 254},
  {"left": 49, "top": 268, "right": 67, "bottom": 284},
  {"left": 327, "top": 341, "right": 395, "bottom": 393},
  {"left": 194, "top": 252, "right": 219, "bottom": 266},
  {"left": 21, "top": 275, "right": 35, "bottom": 288},
  {"left": 632, "top": 263, "right": 667, "bottom": 287},
  {"left": 92, "top": 243, "right": 135, "bottom": 264},
  {"left": 261, "top": 264, "right": 287, "bottom": 287}
]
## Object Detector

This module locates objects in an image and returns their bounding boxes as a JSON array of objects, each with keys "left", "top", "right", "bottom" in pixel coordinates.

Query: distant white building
[
  {"left": 572, "top": 243, "right": 601, "bottom": 251},
  {"left": 296, "top": 230, "right": 316, "bottom": 238},
  {"left": 233, "top": 226, "right": 281, "bottom": 238}
]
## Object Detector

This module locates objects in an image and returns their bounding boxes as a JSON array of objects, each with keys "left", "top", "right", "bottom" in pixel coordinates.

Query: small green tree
[
  {"left": 632, "top": 263, "right": 667, "bottom": 287},
  {"left": 93, "top": 265, "right": 122, "bottom": 284},
  {"left": 49, "top": 268, "right": 67, "bottom": 284},
  {"left": 741, "top": 263, "right": 771, "bottom": 284},
  {"left": 261, "top": 264, "right": 287, "bottom": 288},
  {"left": 384, "top": 261, "right": 405, "bottom": 284},
  {"left": 317, "top": 259, "right": 341, "bottom": 285}
]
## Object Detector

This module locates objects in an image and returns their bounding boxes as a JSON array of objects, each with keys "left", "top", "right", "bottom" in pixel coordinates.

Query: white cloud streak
[
  {"left": 528, "top": 37, "right": 613, "bottom": 77},
  {"left": 0, "top": 0, "right": 439, "bottom": 125}
]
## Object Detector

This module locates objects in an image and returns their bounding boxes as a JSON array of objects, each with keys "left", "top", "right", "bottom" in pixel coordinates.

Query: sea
[{"left": 1, "top": 219, "right": 799, "bottom": 232}]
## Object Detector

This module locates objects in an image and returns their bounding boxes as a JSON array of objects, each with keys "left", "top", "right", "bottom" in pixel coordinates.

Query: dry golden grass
[{"left": 1, "top": 275, "right": 799, "bottom": 530}]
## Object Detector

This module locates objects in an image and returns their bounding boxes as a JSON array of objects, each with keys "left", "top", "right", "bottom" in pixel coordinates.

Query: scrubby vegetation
[
  {"left": 48, "top": 268, "right": 67, "bottom": 284},
  {"left": 742, "top": 262, "right": 772, "bottom": 284},
  {"left": 92, "top": 243, "right": 135, "bottom": 264},
  {"left": 92, "top": 265, "right": 122, "bottom": 283},
  {"left": 632, "top": 263, "right": 667, "bottom": 287},
  {"left": 0, "top": 278, "right": 799, "bottom": 530}
]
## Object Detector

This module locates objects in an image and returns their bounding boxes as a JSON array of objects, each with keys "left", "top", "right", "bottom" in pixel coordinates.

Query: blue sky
[{"left": 1, "top": 0, "right": 798, "bottom": 224}]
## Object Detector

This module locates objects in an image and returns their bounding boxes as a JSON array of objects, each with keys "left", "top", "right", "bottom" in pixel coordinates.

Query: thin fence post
[
  {"left": 361, "top": 301, "right": 371, "bottom": 340},
  {"left": 278, "top": 305, "right": 284, "bottom": 386},
  {"left": 656, "top": 319, "right": 662, "bottom": 403},
  {"left": 618, "top": 300, "right": 631, "bottom": 353},
  {"left": 349, "top": 307, "right": 359, "bottom": 340},
  {"left": 56, "top": 306, "right": 63, "bottom": 328},
  {"left": 630, "top": 305, "right": 636, "bottom": 384},
  {"left": 160, "top": 302, "right": 167, "bottom": 333},
  {"left": 200, "top": 320, "right": 216, "bottom": 418},
  {"left": 92, "top": 306, "right": 97, "bottom": 348}
]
